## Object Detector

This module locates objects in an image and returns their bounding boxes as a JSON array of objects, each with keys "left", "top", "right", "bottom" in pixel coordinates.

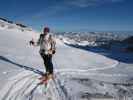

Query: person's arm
[
  {"left": 36, "top": 34, "right": 42, "bottom": 46},
  {"left": 29, "top": 38, "right": 35, "bottom": 46},
  {"left": 29, "top": 34, "right": 42, "bottom": 46},
  {"left": 52, "top": 37, "right": 56, "bottom": 50},
  {"left": 51, "top": 35, "right": 56, "bottom": 54}
]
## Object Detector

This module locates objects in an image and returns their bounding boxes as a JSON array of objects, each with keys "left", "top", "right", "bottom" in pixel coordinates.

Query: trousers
[{"left": 40, "top": 53, "right": 53, "bottom": 74}]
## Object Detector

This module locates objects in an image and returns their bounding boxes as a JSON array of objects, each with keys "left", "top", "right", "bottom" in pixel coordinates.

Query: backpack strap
[
  {"left": 37, "top": 34, "right": 44, "bottom": 45},
  {"left": 49, "top": 35, "right": 56, "bottom": 51}
]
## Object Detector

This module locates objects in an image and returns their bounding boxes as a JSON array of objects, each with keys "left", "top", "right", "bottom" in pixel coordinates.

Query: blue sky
[{"left": 0, "top": 0, "right": 133, "bottom": 32}]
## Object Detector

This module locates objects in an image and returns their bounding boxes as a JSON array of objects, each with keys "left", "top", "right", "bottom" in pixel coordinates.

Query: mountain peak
[{"left": 0, "top": 17, "right": 32, "bottom": 32}]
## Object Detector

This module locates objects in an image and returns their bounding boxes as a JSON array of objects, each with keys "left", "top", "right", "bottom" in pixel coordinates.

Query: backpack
[{"left": 38, "top": 34, "right": 56, "bottom": 53}]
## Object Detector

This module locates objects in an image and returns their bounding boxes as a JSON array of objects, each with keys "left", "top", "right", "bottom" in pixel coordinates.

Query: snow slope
[{"left": 0, "top": 23, "right": 133, "bottom": 100}]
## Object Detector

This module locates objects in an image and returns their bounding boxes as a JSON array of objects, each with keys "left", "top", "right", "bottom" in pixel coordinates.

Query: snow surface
[{"left": 0, "top": 23, "right": 133, "bottom": 100}]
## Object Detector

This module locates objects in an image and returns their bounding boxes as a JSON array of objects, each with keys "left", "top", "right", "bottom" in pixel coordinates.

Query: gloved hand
[
  {"left": 48, "top": 49, "right": 56, "bottom": 55},
  {"left": 52, "top": 50, "right": 56, "bottom": 54},
  {"left": 29, "top": 40, "right": 35, "bottom": 46}
]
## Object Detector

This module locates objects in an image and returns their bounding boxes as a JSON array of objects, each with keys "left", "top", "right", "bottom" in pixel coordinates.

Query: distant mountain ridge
[
  {"left": 0, "top": 17, "right": 32, "bottom": 32},
  {"left": 0, "top": 17, "right": 27, "bottom": 28}
]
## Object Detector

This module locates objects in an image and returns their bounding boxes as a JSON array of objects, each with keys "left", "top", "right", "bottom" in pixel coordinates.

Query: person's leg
[
  {"left": 40, "top": 53, "right": 54, "bottom": 80},
  {"left": 40, "top": 53, "right": 49, "bottom": 73},
  {"left": 47, "top": 54, "right": 53, "bottom": 74},
  {"left": 39, "top": 53, "right": 49, "bottom": 83},
  {"left": 43, "top": 55, "right": 50, "bottom": 73},
  {"left": 46, "top": 54, "right": 54, "bottom": 79}
]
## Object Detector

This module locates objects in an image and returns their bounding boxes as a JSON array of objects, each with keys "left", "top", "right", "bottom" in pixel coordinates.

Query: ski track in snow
[
  {"left": 0, "top": 64, "right": 131, "bottom": 100},
  {"left": 0, "top": 70, "right": 69, "bottom": 100},
  {"left": 0, "top": 27, "right": 133, "bottom": 100},
  {"left": 0, "top": 41, "right": 130, "bottom": 100},
  {"left": 0, "top": 53, "right": 132, "bottom": 100}
]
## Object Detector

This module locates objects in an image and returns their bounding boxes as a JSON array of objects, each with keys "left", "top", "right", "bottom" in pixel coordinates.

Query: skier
[{"left": 30, "top": 27, "right": 56, "bottom": 83}]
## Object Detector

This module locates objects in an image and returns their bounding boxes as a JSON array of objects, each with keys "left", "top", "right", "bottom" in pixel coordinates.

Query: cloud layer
[
  {"left": 24, "top": 0, "right": 125, "bottom": 21},
  {"left": 66, "top": 0, "right": 124, "bottom": 7}
]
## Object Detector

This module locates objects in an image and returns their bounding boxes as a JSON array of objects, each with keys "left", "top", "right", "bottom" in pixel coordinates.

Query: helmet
[{"left": 43, "top": 27, "right": 50, "bottom": 33}]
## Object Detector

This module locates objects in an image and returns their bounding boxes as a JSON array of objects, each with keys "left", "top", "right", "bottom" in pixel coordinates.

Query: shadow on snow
[
  {"left": 0, "top": 56, "right": 44, "bottom": 76},
  {"left": 65, "top": 43, "right": 133, "bottom": 64}
]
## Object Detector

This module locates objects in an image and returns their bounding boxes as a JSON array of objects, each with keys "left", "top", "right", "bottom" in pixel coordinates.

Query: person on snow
[{"left": 30, "top": 27, "right": 56, "bottom": 82}]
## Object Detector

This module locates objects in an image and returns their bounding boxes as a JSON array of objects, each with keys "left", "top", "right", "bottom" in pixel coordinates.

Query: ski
[{"left": 38, "top": 73, "right": 55, "bottom": 94}]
